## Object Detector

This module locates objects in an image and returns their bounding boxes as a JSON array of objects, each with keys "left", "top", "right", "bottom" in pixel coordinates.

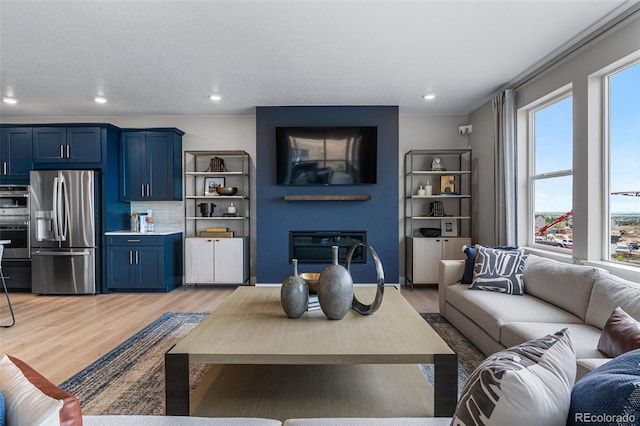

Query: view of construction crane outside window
[
  {"left": 608, "top": 61, "right": 639, "bottom": 266},
  {"left": 532, "top": 95, "right": 574, "bottom": 252}
]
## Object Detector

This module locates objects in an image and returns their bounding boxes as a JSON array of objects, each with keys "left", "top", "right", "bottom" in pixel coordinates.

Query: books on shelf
[
  {"left": 307, "top": 293, "right": 321, "bottom": 311},
  {"left": 199, "top": 231, "right": 234, "bottom": 238},
  {"left": 206, "top": 227, "right": 228, "bottom": 232}
]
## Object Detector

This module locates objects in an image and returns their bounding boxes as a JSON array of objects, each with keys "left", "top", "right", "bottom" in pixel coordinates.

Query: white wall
[{"left": 468, "top": 102, "right": 495, "bottom": 246}]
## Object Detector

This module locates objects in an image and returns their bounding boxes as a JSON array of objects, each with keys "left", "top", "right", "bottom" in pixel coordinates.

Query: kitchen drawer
[
  {"left": 106, "top": 235, "right": 163, "bottom": 246},
  {"left": 3, "top": 260, "right": 31, "bottom": 291}
]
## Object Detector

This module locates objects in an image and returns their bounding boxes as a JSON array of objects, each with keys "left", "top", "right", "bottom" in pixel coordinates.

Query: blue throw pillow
[
  {"left": 0, "top": 389, "right": 5, "bottom": 426},
  {"left": 568, "top": 349, "right": 640, "bottom": 425},
  {"left": 460, "top": 245, "right": 476, "bottom": 284}
]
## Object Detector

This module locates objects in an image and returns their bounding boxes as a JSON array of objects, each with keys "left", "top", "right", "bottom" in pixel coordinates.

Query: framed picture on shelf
[
  {"left": 441, "top": 218, "right": 458, "bottom": 237},
  {"left": 440, "top": 175, "right": 456, "bottom": 194},
  {"left": 204, "top": 177, "right": 225, "bottom": 196}
]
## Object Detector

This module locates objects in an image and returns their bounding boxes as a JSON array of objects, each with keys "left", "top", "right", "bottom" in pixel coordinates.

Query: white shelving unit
[
  {"left": 183, "top": 150, "right": 250, "bottom": 285},
  {"left": 404, "top": 149, "right": 472, "bottom": 286}
]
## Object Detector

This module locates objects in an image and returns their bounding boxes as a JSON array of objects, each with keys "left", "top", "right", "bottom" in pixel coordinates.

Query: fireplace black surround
[{"left": 289, "top": 231, "right": 366, "bottom": 264}]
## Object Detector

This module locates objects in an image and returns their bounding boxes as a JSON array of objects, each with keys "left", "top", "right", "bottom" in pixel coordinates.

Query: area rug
[
  {"left": 59, "top": 312, "right": 211, "bottom": 415},
  {"left": 420, "top": 313, "right": 486, "bottom": 395},
  {"left": 60, "top": 311, "right": 485, "bottom": 415}
]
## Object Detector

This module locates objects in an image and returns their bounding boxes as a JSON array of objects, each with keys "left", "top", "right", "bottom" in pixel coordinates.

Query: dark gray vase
[
  {"left": 317, "top": 246, "right": 353, "bottom": 320},
  {"left": 281, "top": 259, "right": 309, "bottom": 319}
]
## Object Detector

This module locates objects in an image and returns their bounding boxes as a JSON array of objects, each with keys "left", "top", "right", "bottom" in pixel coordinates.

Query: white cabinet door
[
  {"left": 185, "top": 238, "right": 214, "bottom": 283},
  {"left": 213, "top": 238, "right": 245, "bottom": 283},
  {"left": 411, "top": 238, "right": 442, "bottom": 284},
  {"left": 442, "top": 238, "right": 471, "bottom": 261}
]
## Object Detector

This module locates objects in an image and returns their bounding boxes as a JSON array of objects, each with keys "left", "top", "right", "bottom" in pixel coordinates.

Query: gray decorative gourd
[
  {"left": 317, "top": 246, "right": 354, "bottom": 320},
  {"left": 280, "top": 259, "right": 309, "bottom": 319}
]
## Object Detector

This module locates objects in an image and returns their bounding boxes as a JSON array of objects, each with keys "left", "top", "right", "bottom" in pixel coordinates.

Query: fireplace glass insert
[{"left": 289, "top": 231, "right": 366, "bottom": 264}]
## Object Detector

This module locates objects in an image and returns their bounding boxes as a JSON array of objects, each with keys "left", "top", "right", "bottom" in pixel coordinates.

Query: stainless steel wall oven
[{"left": 0, "top": 185, "right": 30, "bottom": 259}]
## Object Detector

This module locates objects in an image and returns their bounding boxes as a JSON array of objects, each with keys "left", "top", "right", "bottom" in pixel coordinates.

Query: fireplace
[{"left": 289, "top": 231, "right": 367, "bottom": 264}]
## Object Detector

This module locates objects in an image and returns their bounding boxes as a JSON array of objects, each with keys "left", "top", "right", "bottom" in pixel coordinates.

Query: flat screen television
[{"left": 276, "top": 126, "right": 377, "bottom": 185}]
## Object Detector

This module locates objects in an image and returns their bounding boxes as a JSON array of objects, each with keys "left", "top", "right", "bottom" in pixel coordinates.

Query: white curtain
[{"left": 492, "top": 89, "right": 517, "bottom": 246}]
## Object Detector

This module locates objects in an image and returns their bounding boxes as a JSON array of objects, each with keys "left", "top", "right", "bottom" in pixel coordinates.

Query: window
[
  {"left": 529, "top": 93, "right": 573, "bottom": 251},
  {"left": 606, "top": 61, "right": 640, "bottom": 267}
]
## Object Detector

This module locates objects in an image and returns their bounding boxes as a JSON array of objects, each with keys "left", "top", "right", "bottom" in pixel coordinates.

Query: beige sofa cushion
[
  {"left": 523, "top": 255, "right": 603, "bottom": 321},
  {"left": 585, "top": 273, "right": 640, "bottom": 329},
  {"left": 575, "top": 358, "right": 611, "bottom": 381},
  {"left": 284, "top": 419, "right": 451, "bottom": 426},
  {"left": 445, "top": 284, "right": 583, "bottom": 341},
  {"left": 500, "top": 322, "right": 604, "bottom": 359},
  {"left": 84, "top": 416, "right": 282, "bottom": 426}
]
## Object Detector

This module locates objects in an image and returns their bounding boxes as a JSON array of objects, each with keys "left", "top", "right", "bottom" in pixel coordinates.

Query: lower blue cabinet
[{"left": 105, "top": 233, "right": 182, "bottom": 292}]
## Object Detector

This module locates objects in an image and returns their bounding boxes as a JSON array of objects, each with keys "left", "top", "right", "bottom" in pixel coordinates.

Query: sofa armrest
[{"left": 438, "top": 260, "right": 465, "bottom": 315}]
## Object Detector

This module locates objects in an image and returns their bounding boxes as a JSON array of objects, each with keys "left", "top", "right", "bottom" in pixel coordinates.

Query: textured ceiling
[{"left": 0, "top": 0, "right": 635, "bottom": 117}]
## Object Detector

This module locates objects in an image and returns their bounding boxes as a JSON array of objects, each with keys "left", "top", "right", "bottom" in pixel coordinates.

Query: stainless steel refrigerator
[{"left": 30, "top": 170, "right": 97, "bottom": 294}]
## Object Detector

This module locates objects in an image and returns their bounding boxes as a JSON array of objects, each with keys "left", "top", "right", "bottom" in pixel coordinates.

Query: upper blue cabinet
[
  {"left": 0, "top": 127, "right": 33, "bottom": 184},
  {"left": 33, "top": 126, "right": 103, "bottom": 166},
  {"left": 119, "top": 128, "right": 183, "bottom": 201}
]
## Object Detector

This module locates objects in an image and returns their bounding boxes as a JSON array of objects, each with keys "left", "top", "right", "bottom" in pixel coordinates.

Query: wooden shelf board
[
  {"left": 186, "top": 216, "right": 247, "bottom": 220},
  {"left": 186, "top": 195, "right": 246, "bottom": 199},
  {"left": 283, "top": 194, "right": 372, "bottom": 201},
  {"left": 407, "top": 170, "right": 471, "bottom": 175},
  {"left": 185, "top": 171, "right": 246, "bottom": 176},
  {"left": 409, "top": 195, "right": 471, "bottom": 199},
  {"left": 410, "top": 216, "right": 471, "bottom": 220}
]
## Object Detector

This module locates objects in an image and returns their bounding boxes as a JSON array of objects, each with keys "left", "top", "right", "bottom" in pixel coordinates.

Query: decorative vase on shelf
[
  {"left": 317, "top": 246, "right": 354, "bottom": 320},
  {"left": 281, "top": 259, "right": 309, "bottom": 319}
]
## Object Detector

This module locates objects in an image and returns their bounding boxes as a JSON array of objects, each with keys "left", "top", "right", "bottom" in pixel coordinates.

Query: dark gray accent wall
[{"left": 256, "top": 106, "right": 399, "bottom": 283}]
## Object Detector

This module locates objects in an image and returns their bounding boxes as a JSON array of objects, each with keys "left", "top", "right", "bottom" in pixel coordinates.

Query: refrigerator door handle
[
  {"left": 59, "top": 176, "right": 69, "bottom": 241},
  {"left": 32, "top": 250, "right": 91, "bottom": 256},
  {"left": 52, "top": 176, "right": 60, "bottom": 241}
]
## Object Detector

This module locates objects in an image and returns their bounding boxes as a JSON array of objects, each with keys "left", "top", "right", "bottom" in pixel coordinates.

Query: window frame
[
  {"left": 525, "top": 88, "right": 574, "bottom": 253},
  {"left": 602, "top": 59, "right": 640, "bottom": 266}
]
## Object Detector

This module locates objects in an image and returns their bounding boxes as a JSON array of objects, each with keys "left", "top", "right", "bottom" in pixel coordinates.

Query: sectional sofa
[{"left": 439, "top": 253, "right": 640, "bottom": 379}]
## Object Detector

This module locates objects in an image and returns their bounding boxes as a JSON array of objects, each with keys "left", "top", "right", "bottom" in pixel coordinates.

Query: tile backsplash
[{"left": 130, "top": 201, "right": 184, "bottom": 232}]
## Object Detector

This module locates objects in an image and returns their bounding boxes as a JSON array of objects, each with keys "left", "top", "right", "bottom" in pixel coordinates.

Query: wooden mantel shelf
[{"left": 283, "top": 194, "right": 372, "bottom": 201}]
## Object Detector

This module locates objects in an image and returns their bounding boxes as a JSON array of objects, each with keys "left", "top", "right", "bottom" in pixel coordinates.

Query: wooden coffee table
[{"left": 166, "top": 286, "right": 457, "bottom": 419}]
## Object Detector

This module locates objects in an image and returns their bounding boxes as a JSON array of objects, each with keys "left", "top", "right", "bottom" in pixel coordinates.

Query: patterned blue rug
[
  {"left": 420, "top": 313, "right": 486, "bottom": 396},
  {"left": 60, "top": 312, "right": 210, "bottom": 415}
]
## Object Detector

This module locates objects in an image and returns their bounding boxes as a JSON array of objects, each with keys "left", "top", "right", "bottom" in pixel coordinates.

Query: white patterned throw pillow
[
  {"left": 452, "top": 328, "right": 576, "bottom": 426},
  {"left": 470, "top": 246, "right": 527, "bottom": 295}
]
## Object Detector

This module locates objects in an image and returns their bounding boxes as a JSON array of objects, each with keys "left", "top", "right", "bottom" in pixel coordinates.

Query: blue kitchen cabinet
[
  {"left": 33, "top": 126, "right": 102, "bottom": 165},
  {"left": 119, "top": 129, "right": 183, "bottom": 201},
  {"left": 105, "top": 233, "right": 182, "bottom": 292},
  {"left": 0, "top": 127, "right": 33, "bottom": 183}
]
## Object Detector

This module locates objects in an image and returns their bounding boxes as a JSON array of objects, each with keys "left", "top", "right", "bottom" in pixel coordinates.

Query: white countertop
[{"left": 105, "top": 230, "right": 183, "bottom": 236}]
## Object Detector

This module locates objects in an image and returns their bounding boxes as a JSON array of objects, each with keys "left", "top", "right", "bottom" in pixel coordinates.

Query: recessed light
[
  {"left": 94, "top": 96, "right": 107, "bottom": 104},
  {"left": 209, "top": 94, "right": 222, "bottom": 102},
  {"left": 3, "top": 97, "right": 17, "bottom": 104},
  {"left": 422, "top": 94, "right": 436, "bottom": 101}
]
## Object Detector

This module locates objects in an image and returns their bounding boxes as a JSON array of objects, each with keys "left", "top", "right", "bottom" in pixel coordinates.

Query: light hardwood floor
[{"left": 0, "top": 284, "right": 438, "bottom": 385}]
